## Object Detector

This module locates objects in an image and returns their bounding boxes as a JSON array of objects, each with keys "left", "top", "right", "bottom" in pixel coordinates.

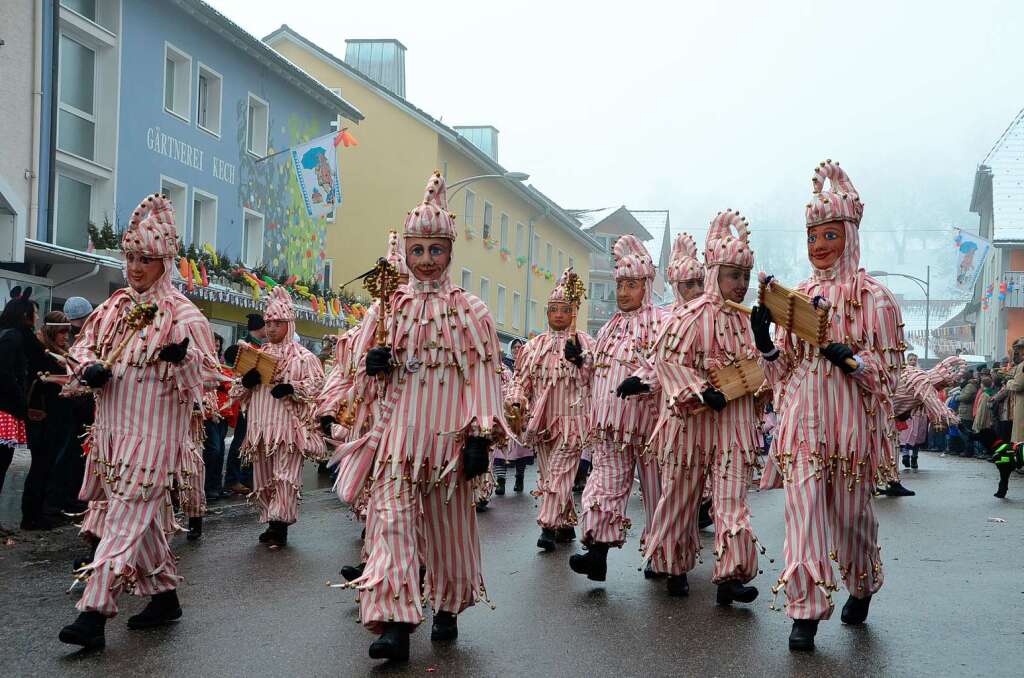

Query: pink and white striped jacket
[{"left": 891, "top": 356, "right": 964, "bottom": 426}]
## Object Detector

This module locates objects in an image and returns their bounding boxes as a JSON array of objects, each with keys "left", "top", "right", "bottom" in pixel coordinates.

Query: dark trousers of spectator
[
  {"left": 957, "top": 418, "right": 975, "bottom": 456},
  {"left": 224, "top": 414, "right": 252, "bottom": 489},
  {"left": 928, "top": 426, "right": 946, "bottom": 452},
  {"left": 47, "top": 429, "right": 86, "bottom": 513},
  {"left": 23, "top": 421, "right": 71, "bottom": 523},
  {"left": 998, "top": 420, "right": 1012, "bottom": 444},
  {"left": 203, "top": 419, "right": 229, "bottom": 496}
]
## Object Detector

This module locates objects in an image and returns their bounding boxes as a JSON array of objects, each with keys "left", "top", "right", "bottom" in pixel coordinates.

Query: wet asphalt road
[{"left": 0, "top": 450, "right": 1021, "bottom": 677}]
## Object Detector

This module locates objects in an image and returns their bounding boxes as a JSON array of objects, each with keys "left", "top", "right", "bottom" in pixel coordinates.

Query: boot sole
[
  {"left": 430, "top": 629, "right": 458, "bottom": 642},
  {"left": 789, "top": 639, "right": 815, "bottom": 652},
  {"left": 368, "top": 644, "right": 409, "bottom": 660},
  {"left": 126, "top": 608, "right": 182, "bottom": 630},
  {"left": 537, "top": 540, "right": 555, "bottom": 552},
  {"left": 717, "top": 588, "right": 759, "bottom": 605},
  {"left": 58, "top": 628, "right": 105, "bottom": 649}
]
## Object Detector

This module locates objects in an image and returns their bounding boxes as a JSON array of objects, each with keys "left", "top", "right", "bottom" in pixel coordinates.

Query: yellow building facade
[{"left": 264, "top": 27, "right": 600, "bottom": 342}]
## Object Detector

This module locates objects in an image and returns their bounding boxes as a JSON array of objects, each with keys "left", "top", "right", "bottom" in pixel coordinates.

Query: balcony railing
[{"left": 1003, "top": 271, "right": 1024, "bottom": 308}]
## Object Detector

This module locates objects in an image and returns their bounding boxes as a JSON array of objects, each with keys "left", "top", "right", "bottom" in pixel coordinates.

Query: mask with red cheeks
[
  {"left": 616, "top": 278, "right": 645, "bottom": 312},
  {"left": 405, "top": 237, "right": 452, "bottom": 281},
  {"left": 807, "top": 221, "right": 847, "bottom": 270},
  {"left": 716, "top": 265, "right": 750, "bottom": 303}
]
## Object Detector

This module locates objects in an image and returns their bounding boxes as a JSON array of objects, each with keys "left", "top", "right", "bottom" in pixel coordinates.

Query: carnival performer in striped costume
[
  {"left": 507, "top": 269, "right": 595, "bottom": 552},
  {"left": 231, "top": 285, "right": 326, "bottom": 547},
  {"left": 633, "top": 211, "right": 764, "bottom": 603},
  {"left": 332, "top": 172, "right": 509, "bottom": 662},
  {"left": 750, "top": 160, "right": 905, "bottom": 652},
  {"left": 59, "top": 194, "right": 221, "bottom": 649},
  {"left": 892, "top": 354, "right": 964, "bottom": 479},
  {"left": 570, "top": 235, "right": 666, "bottom": 582}
]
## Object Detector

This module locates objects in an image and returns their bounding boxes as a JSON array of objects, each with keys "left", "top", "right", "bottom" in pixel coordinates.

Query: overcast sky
[{"left": 210, "top": 0, "right": 1024, "bottom": 299}]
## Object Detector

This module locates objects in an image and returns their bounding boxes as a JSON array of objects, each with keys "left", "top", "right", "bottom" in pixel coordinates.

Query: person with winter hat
[
  {"left": 230, "top": 285, "right": 326, "bottom": 547},
  {"left": 629, "top": 210, "right": 764, "bottom": 603},
  {"left": 58, "top": 194, "right": 221, "bottom": 650},
  {"left": 570, "top": 235, "right": 666, "bottom": 583},
  {"left": 331, "top": 172, "right": 510, "bottom": 661},
  {"left": 749, "top": 160, "right": 905, "bottom": 651},
  {"left": 508, "top": 267, "right": 595, "bottom": 552}
]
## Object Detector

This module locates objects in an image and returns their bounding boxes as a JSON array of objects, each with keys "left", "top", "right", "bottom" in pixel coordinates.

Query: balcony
[
  {"left": 1003, "top": 272, "right": 1024, "bottom": 308},
  {"left": 588, "top": 298, "right": 616, "bottom": 322}
]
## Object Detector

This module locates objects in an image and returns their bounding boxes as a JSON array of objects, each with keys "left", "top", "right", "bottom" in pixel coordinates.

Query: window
[
  {"left": 479, "top": 277, "right": 490, "bottom": 306},
  {"left": 532, "top": 233, "right": 540, "bottom": 260},
  {"left": 569, "top": 256, "right": 575, "bottom": 271},
  {"left": 496, "top": 285, "right": 507, "bottom": 324},
  {"left": 516, "top": 222, "right": 525, "bottom": 257},
  {"left": 164, "top": 43, "right": 192, "bottom": 121},
  {"left": 591, "top": 282, "right": 609, "bottom": 301},
  {"left": 54, "top": 174, "right": 91, "bottom": 250},
  {"left": 196, "top": 63, "right": 223, "bottom": 136},
  {"left": 512, "top": 292, "right": 521, "bottom": 329},
  {"left": 323, "top": 259, "right": 335, "bottom": 290},
  {"left": 464, "top": 190, "right": 476, "bottom": 226},
  {"left": 482, "top": 202, "right": 493, "bottom": 240},
  {"left": 530, "top": 300, "right": 538, "bottom": 332},
  {"left": 246, "top": 93, "right": 269, "bottom": 157},
  {"left": 58, "top": 35, "right": 96, "bottom": 160},
  {"left": 242, "top": 209, "right": 265, "bottom": 267},
  {"left": 61, "top": 0, "right": 96, "bottom": 21},
  {"left": 546, "top": 242, "right": 553, "bottom": 271},
  {"left": 461, "top": 268, "right": 471, "bottom": 290},
  {"left": 500, "top": 214, "right": 510, "bottom": 251},
  {"left": 558, "top": 249, "right": 564, "bottom": 273},
  {"left": 442, "top": 161, "right": 448, "bottom": 180},
  {"left": 159, "top": 176, "right": 188, "bottom": 228},
  {"left": 191, "top": 189, "right": 218, "bottom": 249}
]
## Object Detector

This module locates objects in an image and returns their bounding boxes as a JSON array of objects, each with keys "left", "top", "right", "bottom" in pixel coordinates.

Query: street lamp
[
  {"left": 446, "top": 171, "right": 530, "bottom": 198},
  {"left": 870, "top": 267, "right": 931, "bottom": 359}
]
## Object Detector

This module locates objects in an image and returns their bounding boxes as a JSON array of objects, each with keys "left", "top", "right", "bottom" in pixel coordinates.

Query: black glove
[
  {"left": 158, "top": 337, "right": 190, "bottom": 364},
  {"left": 319, "top": 415, "right": 336, "bottom": 436},
  {"left": 701, "top": 387, "right": 728, "bottom": 412},
  {"left": 616, "top": 376, "right": 651, "bottom": 399},
  {"left": 82, "top": 363, "right": 112, "bottom": 389},
  {"left": 462, "top": 436, "right": 490, "bottom": 480},
  {"left": 564, "top": 338, "right": 584, "bottom": 368},
  {"left": 271, "top": 383, "right": 294, "bottom": 399},
  {"left": 366, "top": 346, "right": 394, "bottom": 377},
  {"left": 750, "top": 305, "right": 776, "bottom": 355},
  {"left": 821, "top": 343, "right": 857, "bottom": 374},
  {"left": 241, "top": 368, "right": 262, "bottom": 389}
]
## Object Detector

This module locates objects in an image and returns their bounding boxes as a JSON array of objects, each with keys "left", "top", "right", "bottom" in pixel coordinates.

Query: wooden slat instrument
[{"left": 233, "top": 343, "right": 279, "bottom": 385}]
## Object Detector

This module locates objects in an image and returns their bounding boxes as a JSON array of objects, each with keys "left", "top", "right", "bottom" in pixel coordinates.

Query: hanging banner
[
  {"left": 291, "top": 132, "right": 342, "bottom": 219},
  {"left": 953, "top": 228, "right": 991, "bottom": 294}
]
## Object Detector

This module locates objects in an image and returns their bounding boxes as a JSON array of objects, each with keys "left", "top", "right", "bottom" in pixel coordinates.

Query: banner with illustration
[
  {"left": 953, "top": 228, "right": 991, "bottom": 294},
  {"left": 290, "top": 132, "right": 342, "bottom": 219}
]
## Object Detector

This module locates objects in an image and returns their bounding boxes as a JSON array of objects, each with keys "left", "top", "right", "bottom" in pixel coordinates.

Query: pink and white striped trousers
[
  {"left": 354, "top": 469, "right": 484, "bottom": 634},
  {"left": 178, "top": 446, "right": 206, "bottom": 519},
  {"left": 534, "top": 439, "right": 580, "bottom": 529},
  {"left": 775, "top": 444, "right": 882, "bottom": 620},
  {"left": 580, "top": 443, "right": 662, "bottom": 564},
  {"left": 645, "top": 451, "right": 758, "bottom": 583},
  {"left": 249, "top": 445, "right": 304, "bottom": 525}
]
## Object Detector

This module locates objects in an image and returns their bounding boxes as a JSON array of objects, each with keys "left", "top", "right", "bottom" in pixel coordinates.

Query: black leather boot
[
  {"left": 265, "top": 521, "right": 287, "bottom": 547},
  {"left": 555, "top": 526, "right": 575, "bottom": 543},
  {"left": 789, "top": 619, "right": 819, "bottom": 651},
  {"left": 644, "top": 562, "right": 666, "bottom": 579},
  {"left": 569, "top": 543, "right": 608, "bottom": 581},
  {"left": 513, "top": 471, "right": 525, "bottom": 493},
  {"left": 698, "top": 499, "right": 713, "bottom": 530},
  {"left": 368, "top": 622, "right": 411, "bottom": 661},
  {"left": 666, "top": 574, "right": 690, "bottom": 597},
  {"left": 910, "top": 450, "right": 919, "bottom": 469},
  {"left": 258, "top": 523, "right": 274, "bottom": 543},
  {"left": 716, "top": 580, "right": 759, "bottom": 605},
  {"left": 187, "top": 517, "right": 203, "bottom": 541},
  {"left": 840, "top": 594, "right": 871, "bottom": 625},
  {"left": 431, "top": 610, "right": 458, "bottom": 641},
  {"left": 339, "top": 562, "right": 366, "bottom": 581},
  {"left": 495, "top": 477, "right": 506, "bottom": 496},
  {"left": 537, "top": 528, "right": 556, "bottom": 552},
  {"left": 885, "top": 481, "right": 915, "bottom": 497},
  {"left": 127, "top": 590, "right": 182, "bottom": 629},
  {"left": 59, "top": 611, "right": 107, "bottom": 649},
  {"left": 901, "top": 453, "right": 911, "bottom": 468}
]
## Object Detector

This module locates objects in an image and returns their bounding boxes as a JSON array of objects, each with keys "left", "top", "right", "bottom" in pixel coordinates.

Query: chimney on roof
[
  {"left": 454, "top": 126, "right": 499, "bottom": 163},
  {"left": 344, "top": 39, "right": 406, "bottom": 97}
]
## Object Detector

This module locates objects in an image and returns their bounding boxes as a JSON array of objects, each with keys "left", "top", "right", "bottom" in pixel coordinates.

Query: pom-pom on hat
[
  {"left": 612, "top": 234, "right": 656, "bottom": 281},
  {"left": 927, "top": 355, "right": 967, "bottom": 387},
  {"left": 264, "top": 285, "right": 296, "bottom": 322},
  {"left": 704, "top": 209, "right": 754, "bottom": 270},
  {"left": 121, "top": 193, "right": 179, "bottom": 258},
  {"left": 806, "top": 159, "right": 864, "bottom": 228},
  {"left": 668, "top": 232, "right": 704, "bottom": 283},
  {"left": 385, "top": 230, "right": 410, "bottom": 277},
  {"left": 403, "top": 171, "right": 457, "bottom": 240}
]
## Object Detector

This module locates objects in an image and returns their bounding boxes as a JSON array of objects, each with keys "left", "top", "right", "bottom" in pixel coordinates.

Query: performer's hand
[
  {"left": 750, "top": 305, "right": 776, "bottom": 355},
  {"left": 241, "top": 368, "right": 262, "bottom": 389},
  {"left": 616, "top": 376, "right": 650, "bottom": 399},
  {"left": 319, "top": 415, "right": 336, "bottom": 436},
  {"left": 700, "top": 387, "right": 728, "bottom": 412},
  {"left": 462, "top": 436, "right": 490, "bottom": 479},
  {"left": 366, "top": 346, "right": 394, "bottom": 377},
  {"left": 82, "top": 363, "right": 112, "bottom": 389},
  {"left": 270, "top": 383, "right": 294, "bottom": 399},
  {"left": 821, "top": 343, "right": 857, "bottom": 374},
  {"left": 563, "top": 338, "right": 584, "bottom": 367},
  {"left": 157, "top": 336, "right": 189, "bottom": 364}
]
